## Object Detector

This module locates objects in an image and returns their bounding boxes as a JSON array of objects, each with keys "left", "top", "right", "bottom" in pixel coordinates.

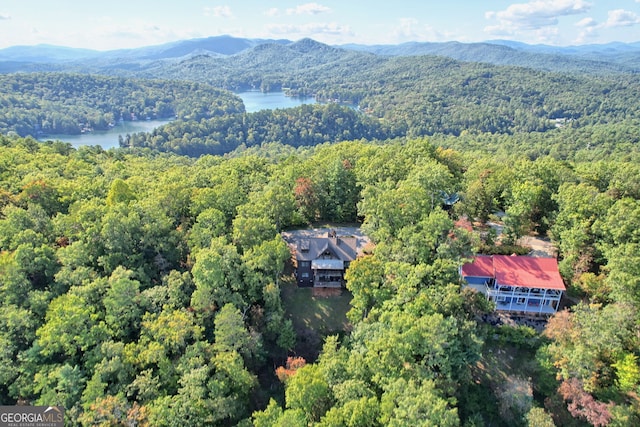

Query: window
[
  {"left": 299, "top": 261, "right": 310, "bottom": 267},
  {"left": 301, "top": 272, "right": 309, "bottom": 278},
  {"left": 517, "top": 297, "right": 526, "bottom": 304}
]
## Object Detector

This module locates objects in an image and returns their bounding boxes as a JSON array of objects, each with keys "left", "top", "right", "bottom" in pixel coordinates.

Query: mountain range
[{"left": 1, "top": 35, "right": 639, "bottom": 75}]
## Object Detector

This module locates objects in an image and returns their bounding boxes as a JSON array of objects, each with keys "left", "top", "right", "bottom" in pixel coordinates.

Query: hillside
[
  {"left": 0, "top": 73, "right": 243, "bottom": 136},
  {"left": 4, "top": 39, "right": 640, "bottom": 147},
  {"left": 1, "top": 130, "right": 639, "bottom": 425},
  {"left": 1, "top": 35, "right": 639, "bottom": 74},
  {"left": 0, "top": 35, "right": 290, "bottom": 63},
  {"left": 343, "top": 40, "right": 640, "bottom": 74},
  {"left": 1, "top": 32, "right": 640, "bottom": 427}
]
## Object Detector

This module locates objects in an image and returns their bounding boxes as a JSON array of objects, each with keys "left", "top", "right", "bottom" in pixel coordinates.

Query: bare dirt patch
[
  {"left": 516, "top": 235, "right": 557, "bottom": 258},
  {"left": 485, "top": 217, "right": 558, "bottom": 258},
  {"left": 312, "top": 287, "right": 343, "bottom": 297}
]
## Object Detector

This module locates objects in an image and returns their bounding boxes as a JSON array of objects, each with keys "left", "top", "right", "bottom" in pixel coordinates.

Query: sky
[{"left": 1, "top": 0, "right": 639, "bottom": 51}]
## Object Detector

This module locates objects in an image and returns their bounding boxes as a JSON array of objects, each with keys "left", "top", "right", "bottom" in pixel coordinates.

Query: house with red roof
[{"left": 460, "top": 255, "right": 565, "bottom": 314}]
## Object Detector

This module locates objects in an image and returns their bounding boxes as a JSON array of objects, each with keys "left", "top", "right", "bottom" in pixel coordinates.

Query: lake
[
  {"left": 38, "top": 91, "right": 316, "bottom": 149},
  {"left": 39, "top": 119, "right": 172, "bottom": 150},
  {"left": 239, "top": 90, "right": 315, "bottom": 113}
]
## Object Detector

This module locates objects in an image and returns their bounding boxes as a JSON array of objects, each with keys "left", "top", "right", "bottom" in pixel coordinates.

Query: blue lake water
[
  {"left": 239, "top": 91, "right": 315, "bottom": 113},
  {"left": 38, "top": 119, "right": 172, "bottom": 150},
  {"left": 38, "top": 91, "right": 316, "bottom": 149}
]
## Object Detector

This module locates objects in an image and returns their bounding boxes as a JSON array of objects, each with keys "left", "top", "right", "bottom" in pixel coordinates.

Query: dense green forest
[
  {"left": 0, "top": 131, "right": 639, "bottom": 426},
  {"left": 0, "top": 73, "right": 243, "bottom": 136},
  {"left": 123, "top": 104, "right": 389, "bottom": 156},
  {"left": 5, "top": 42, "right": 640, "bottom": 152},
  {"left": 141, "top": 40, "right": 640, "bottom": 136},
  {"left": 1, "top": 38, "right": 640, "bottom": 426}
]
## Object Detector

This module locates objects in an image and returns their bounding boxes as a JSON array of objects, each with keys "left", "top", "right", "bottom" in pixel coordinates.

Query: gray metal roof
[{"left": 296, "top": 236, "right": 357, "bottom": 262}]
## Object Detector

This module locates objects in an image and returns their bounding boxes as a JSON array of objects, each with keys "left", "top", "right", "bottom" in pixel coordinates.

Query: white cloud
[
  {"left": 604, "top": 9, "right": 640, "bottom": 27},
  {"left": 204, "top": 6, "right": 233, "bottom": 18},
  {"left": 266, "top": 22, "right": 351, "bottom": 37},
  {"left": 392, "top": 18, "right": 452, "bottom": 43},
  {"left": 573, "top": 9, "right": 640, "bottom": 43},
  {"left": 485, "top": 0, "right": 591, "bottom": 34},
  {"left": 575, "top": 17, "right": 597, "bottom": 28},
  {"left": 286, "top": 3, "right": 331, "bottom": 16},
  {"left": 574, "top": 16, "right": 598, "bottom": 41},
  {"left": 0, "top": 14, "right": 11, "bottom": 20},
  {"left": 264, "top": 8, "right": 279, "bottom": 17},
  {"left": 79, "top": 18, "right": 202, "bottom": 50}
]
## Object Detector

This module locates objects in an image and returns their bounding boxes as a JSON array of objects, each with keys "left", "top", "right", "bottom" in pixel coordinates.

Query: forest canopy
[
  {"left": 1, "top": 38, "right": 640, "bottom": 426},
  {"left": 5, "top": 44, "right": 640, "bottom": 153},
  {"left": 0, "top": 131, "right": 639, "bottom": 425},
  {"left": 0, "top": 73, "right": 244, "bottom": 136}
]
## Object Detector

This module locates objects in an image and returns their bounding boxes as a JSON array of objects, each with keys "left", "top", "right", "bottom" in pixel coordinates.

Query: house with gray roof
[{"left": 295, "top": 230, "right": 358, "bottom": 287}]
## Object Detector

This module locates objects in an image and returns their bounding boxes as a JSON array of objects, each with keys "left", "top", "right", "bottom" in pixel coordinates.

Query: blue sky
[{"left": 1, "top": 0, "right": 639, "bottom": 50}]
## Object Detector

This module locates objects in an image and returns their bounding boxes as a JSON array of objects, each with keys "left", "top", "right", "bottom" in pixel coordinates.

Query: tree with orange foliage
[
  {"left": 293, "top": 177, "right": 319, "bottom": 222},
  {"left": 276, "top": 356, "right": 307, "bottom": 383}
]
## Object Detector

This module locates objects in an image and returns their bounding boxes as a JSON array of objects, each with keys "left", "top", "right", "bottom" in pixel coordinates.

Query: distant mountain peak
[
  {"left": 289, "top": 38, "right": 337, "bottom": 53},
  {"left": 1, "top": 36, "right": 639, "bottom": 74}
]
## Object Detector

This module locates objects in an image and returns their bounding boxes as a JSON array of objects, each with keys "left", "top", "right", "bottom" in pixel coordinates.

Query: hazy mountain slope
[
  {"left": 340, "top": 41, "right": 640, "bottom": 74},
  {"left": 1, "top": 36, "right": 638, "bottom": 75},
  {"left": 131, "top": 39, "right": 384, "bottom": 91},
  {"left": 0, "top": 35, "right": 290, "bottom": 63},
  {"left": 0, "top": 44, "right": 100, "bottom": 62}
]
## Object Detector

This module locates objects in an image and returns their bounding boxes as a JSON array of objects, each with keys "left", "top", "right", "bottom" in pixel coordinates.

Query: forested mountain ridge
[
  {"left": 342, "top": 40, "right": 640, "bottom": 74},
  {"left": 2, "top": 35, "right": 639, "bottom": 74},
  {"left": 83, "top": 54, "right": 640, "bottom": 154},
  {"left": 4, "top": 42, "right": 640, "bottom": 151},
  {"left": 0, "top": 35, "right": 291, "bottom": 63},
  {"left": 133, "top": 38, "right": 382, "bottom": 92},
  {"left": 0, "top": 73, "right": 244, "bottom": 136}
]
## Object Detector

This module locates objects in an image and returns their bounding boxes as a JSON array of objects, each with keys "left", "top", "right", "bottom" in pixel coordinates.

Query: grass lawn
[
  {"left": 465, "top": 323, "right": 564, "bottom": 426},
  {"left": 465, "top": 339, "right": 540, "bottom": 426},
  {"left": 280, "top": 278, "right": 353, "bottom": 361}
]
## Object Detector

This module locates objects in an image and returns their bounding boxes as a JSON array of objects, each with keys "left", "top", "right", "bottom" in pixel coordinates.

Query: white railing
[{"left": 484, "top": 283, "right": 562, "bottom": 313}]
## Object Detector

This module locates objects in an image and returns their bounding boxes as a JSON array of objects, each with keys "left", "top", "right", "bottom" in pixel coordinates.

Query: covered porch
[
  {"left": 312, "top": 259, "right": 345, "bottom": 288},
  {"left": 487, "top": 284, "right": 562, "bottom": 314},
  {"left": 494, "top": 299, "right": 560, "bottom": 315}
]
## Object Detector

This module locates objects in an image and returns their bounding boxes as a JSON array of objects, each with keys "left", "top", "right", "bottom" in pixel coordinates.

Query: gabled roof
[
  {"left": 493, "top": 255, "right": 565, "bottom": 290},
  {"left": 297, "top": 236, "right": 357, "bottom": 262},
  {"left": 460, "top": 255, "right": 494, "bottom": 278},
  {"left": 462, "top": 255, "right": 565, "bottom": 291}
]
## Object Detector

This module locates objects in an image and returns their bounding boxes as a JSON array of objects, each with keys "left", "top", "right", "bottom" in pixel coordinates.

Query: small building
[
  {"left": 461, "top": 255, "right": 565, "bottom": 315},
  {"left": 295, "top": 230, "right": 357, "bottom": 288}
]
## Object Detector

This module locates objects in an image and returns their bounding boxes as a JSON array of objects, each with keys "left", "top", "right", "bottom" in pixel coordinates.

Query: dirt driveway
[
  {"left": 516, "top": 235, "right": 558, "bottom": 258},
  {"left": 488, "top": 218, "right": 557, "bottom": 258}
]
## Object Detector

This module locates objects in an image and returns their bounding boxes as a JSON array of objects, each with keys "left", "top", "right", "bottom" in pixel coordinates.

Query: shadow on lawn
[{"left": 280, "top": 275, "right": 353, "bottom": 362}]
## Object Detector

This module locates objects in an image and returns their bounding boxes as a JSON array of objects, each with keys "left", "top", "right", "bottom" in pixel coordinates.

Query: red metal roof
[
  {"left": 462, "top": 255, "right": 565, "bottom": 291},
  {"left": 461, "top": 255, "right": 494, "bottom": 278}
]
